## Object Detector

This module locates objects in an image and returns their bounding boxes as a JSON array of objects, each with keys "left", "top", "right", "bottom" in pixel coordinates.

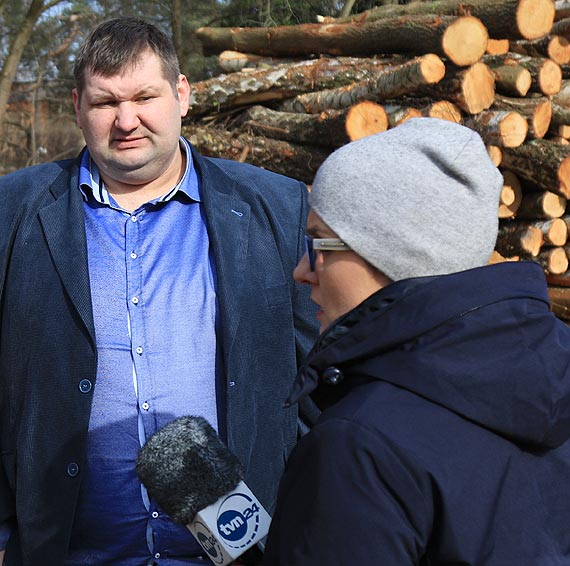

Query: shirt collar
[{"left": 78, "top": 137, "right": 200, "bottom": 206}]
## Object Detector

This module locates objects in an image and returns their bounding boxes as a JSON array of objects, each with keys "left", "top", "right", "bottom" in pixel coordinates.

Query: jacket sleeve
[{"left": 263, "top": 418, "right": 434, "bottom": 565}]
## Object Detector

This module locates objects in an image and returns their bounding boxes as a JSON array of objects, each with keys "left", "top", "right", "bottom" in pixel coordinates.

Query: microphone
[{"left": 136, "top": 416, "right": 271, "bottom": 565}]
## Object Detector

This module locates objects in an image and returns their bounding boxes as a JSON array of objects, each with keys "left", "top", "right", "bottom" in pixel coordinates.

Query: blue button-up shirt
[{"left": 66, "top": 139, "right": 220, "bottom": 566}]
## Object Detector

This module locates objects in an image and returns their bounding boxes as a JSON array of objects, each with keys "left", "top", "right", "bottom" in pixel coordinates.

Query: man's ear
[
  {"left": 72, "top": 88, "right": 82, "bottom": 128},
  {"left": 177, "top": 75, "right": 191, "bottom": 118}
]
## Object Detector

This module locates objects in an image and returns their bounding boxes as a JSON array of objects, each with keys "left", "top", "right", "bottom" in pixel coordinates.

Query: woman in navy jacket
[{"left": 264, "top": 118, "right": 570, "bottom": 565}]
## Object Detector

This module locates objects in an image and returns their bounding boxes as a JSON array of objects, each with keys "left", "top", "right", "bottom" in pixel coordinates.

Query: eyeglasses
[{"left": 304, "top": 235, "right": 350, "bottom": 271}]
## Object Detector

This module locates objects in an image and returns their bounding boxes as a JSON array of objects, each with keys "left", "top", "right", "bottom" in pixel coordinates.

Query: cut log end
[
  {"left": 345, "top": 101, "right": 388, "bottom": 141},
  {"left": 487, "top": 145, "right": 503, "bottom": 167},
  {"left": 539, "top": 246, "right": 569, "bottom": 274},
  {"left": 548, "top": 35, "right": 570, "bottom": 65},
  {"left": 461, "top": 62, "right": 496, "bottom": 114},
  {"left": 420, "top": 53, "right": 446, "bottom": 84},
  {"left": 547, "top": 218, "right": 569, "bottom": 246},
  {"left": 501, "top": 112, "right": 529, "bottom": 147},
  {"left": 486, "top": 39, "right": 510, "bottom": 55},
  {"left": 427, "top": 100, "right": 462, "bottom": 123},
  {"left": 442, "top": 16, "right": 489, "bottom": 67},
  {"left": 517, "top": 0, "right": 556, "bottom": 40},
  {"left": 558, "top": 155, "right": 570, "bottom": 196},
  {"left": 539, "top": 59, "right": 563, "bottom": 95},
  {"left": 533, "top": 98, "right": 553, "bottom": 139}
]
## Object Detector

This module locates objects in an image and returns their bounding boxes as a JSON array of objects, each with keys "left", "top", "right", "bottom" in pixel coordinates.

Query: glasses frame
[{"left": 304, "top": 235, "right": 350, "bottom": 271}]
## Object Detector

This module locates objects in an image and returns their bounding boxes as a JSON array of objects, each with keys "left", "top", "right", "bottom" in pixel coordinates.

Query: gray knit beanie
[{"left": 309, "top": 117, "right": 503, "bottom": 281}]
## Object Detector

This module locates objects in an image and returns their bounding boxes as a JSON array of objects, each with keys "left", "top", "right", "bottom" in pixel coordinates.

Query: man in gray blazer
[{"left": 0, "top": 17, "right": 317, "bottom": 566}]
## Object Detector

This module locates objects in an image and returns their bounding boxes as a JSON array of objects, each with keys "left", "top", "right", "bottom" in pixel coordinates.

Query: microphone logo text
[{"left": 216, "top": 493, "right": 262, "bottom": 548}]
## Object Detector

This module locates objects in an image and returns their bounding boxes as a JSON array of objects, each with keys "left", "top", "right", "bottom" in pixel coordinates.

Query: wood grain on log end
[
  {"left": 533, "top": 98, "right": 553, "bottom": 138},
  {"left": 538, "top": 58, "right": 563, "bottom": 95},
  {"left": 486, "top": 39, "right": 510, "bottom": 55},
  {"left": 420, "top": 53, "right": 446, "bottom": 84},
  {"left": 518, "top": 0, "right": 556, "bottom": 40},
  {"left": 345, "top": 101, "right": 388, "bottom": 141},
  {"left": 426, "top": 100, "right": 462, "bottom": 123},
  {"left": 441, "top": 16, "right": 488, "bottom": 66},
  {"left": 487, "top": 144, "right": 503, "bottom": 167},
  {"left": 499, "top": 170, "right": 523, "bottom": 219},
  {"left": 538, "top": 246, "right": 568, "bottom": 274},
  {"left": 461, "top": 62, "right": 496, "bottom": 114}
]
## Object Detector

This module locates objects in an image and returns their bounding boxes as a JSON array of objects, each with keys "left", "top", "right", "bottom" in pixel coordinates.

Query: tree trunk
[
  {"left": 491, "top": 64, "right": 532, "bottom": 96},
  {"left": 419, "top": 62, "right": 495, "bottom": 115},
  {"left": 483, "top": 53, "right": 562, "bottom": 95},
  {"left": 498, "top": 170, "right": 522, "bottom": 217},
  {"left": 237, "top": 105, "right": 352, "bottom": 147},
  {"left": 182, "top": 125, "right": 329, "bottom": 184},
  {"left": 0, "top": 0, "right": 59, "bottom": 139},
  {"left": 318, "top": 0, "right": 555, "bottom": 40},
  {"left": 510, "top": 35, "right": 570, "bottom": 65},
  {"left": 277, "top": 54, "right": 445, "bottom": 114},
  {"left": 196, "top": 15, "right": 488, "bottom": 67},
  {"left": 493, "top": 94, "right": 552, "bottom": 139},
  {"left": 501, "top": 140, "right": 570, "bottom": 196},
  {"left": 186, "top": 56, "right": 399, "bottom": 116},
  {"left": 516, "top": 190, "right": 567, "bottom": 218},
  {"left": 496, "top": 223, "right": 543, "bottom": 256},
  {"left": 218, "top": 50, "right": 300, "bottom": 72},
  {"left": 464, "top": 110, "right": 528, "bottom": 147},
  {"left": 514, "top": 217, "right": 568, "bottom": 245}
]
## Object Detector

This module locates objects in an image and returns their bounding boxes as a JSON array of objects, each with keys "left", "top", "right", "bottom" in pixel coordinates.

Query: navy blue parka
[{"left": 264, "top": 261, "right": 570, "bottom": 565}]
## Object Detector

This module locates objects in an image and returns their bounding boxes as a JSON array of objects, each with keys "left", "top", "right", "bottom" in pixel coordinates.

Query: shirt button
[
  {"left": 132, "top": 296, "right": 139, "bottom": 304},
  {"left": 154, "top": 553, "right": 161, "bottom": 559},
  {"left": 152, "top": 511, "right": 159, "bottom": 518},
  {"left": 67, "top": 462, "right": 79, "bottom": 477},
  {"left": 131, "top": 215, "right": 138, "bottom": 222},
  {"left": 130, "top": 252, "right": 138, "bottom": 259},
  {"left": 142, "top": 402, "right": 150, "bottom": 411},
  {"left": 136, "top": 346, "right": 144, "bottom": 355},
  {"left": 78, "top": 379, "right": 92, "bottom": 393}
]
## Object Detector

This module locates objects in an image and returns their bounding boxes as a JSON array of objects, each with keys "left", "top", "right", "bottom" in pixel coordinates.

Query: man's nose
[{"left": 114, "top": 102, "right": 140, "bottom": 131}]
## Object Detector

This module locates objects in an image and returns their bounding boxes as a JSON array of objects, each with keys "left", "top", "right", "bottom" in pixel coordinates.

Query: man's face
[{"left": 73, "top": 49, "right": 190, "bottom": 190}]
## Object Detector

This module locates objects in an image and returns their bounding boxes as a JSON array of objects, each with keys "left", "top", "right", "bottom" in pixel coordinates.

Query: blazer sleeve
[{"left": 263, "top": 418, "right": 433, "bottom": 565}]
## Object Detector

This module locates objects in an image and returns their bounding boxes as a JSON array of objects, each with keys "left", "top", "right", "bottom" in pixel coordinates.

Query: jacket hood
[{"left": 288, "top": 261, "right": 570, "bottom": 449}]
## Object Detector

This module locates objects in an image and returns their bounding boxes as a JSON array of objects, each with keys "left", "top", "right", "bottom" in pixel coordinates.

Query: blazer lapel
[
  {"left": 38, "top": 169, "right": 96, "bottom": 345},
  {"left": 200, "top": 167, "right": 250, "bottom": 361}
]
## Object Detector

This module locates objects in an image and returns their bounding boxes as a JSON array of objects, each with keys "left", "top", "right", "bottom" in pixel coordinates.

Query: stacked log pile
[{"left": 184, "top": 0, "right": 570, "bottom": 321}]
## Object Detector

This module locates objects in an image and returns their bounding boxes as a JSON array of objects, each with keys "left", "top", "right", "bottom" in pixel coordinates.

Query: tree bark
[
  {"left": 382, "top": 103, "right": 423, "bottom": 127},
  {"left": 493, "top": 94, "right": 552, "bottom": 139},
  {"left": 186, "top": 57, "right": 399, "bottom": 116},
  {"left": 491, "top": 64, "right": 532, "bottom": 96},
  {"left": 237, "top": 105, "right": 352, "bottom": 147},
  {"left": 196, "top": 15, "right": 488, "bottom": 67},
  {"left": 419, "top": 62, "right": 496, "bottom": 115},
  {"left": 510, "top": 35, "right": 570, "bottom": 65},
  {"left": 499, "top": 170, "right": 522, "bottom": 217},
  {"left": 182, "top": 125, "right": 329, "bottom": 183},
  {"left": 483, "top": 53, "right": 562, "bottom": 95},
  {"left": 318, "top": 0, "right": 555, "bottom": 40},
  {"left": 277, "top": 54, "right": 445, "bottom": 114},
  {"left": 515, "top": 189, "right": 567, "bottom": 218},
  {"left": 496, "top": 223, "right": 543, "bottom": 256},
  {"left": 218, "top": 50, "right": 300, "bottom": 72},
  {"left": 502, "top": 140, "right": 570, "bottom": 196},
  {"left": 464, "top": 110, "right": 528, "bottom": 147}
]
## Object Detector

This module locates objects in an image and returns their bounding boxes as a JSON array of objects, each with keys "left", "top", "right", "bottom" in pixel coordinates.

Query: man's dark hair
[{"left": 74, "top": 17, "right": 181, "bottom": 99}]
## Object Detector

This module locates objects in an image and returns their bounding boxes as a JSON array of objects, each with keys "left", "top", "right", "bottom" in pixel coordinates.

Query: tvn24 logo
[{"left": 216, "top": 492, "right": 262, "bottom": 548}]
